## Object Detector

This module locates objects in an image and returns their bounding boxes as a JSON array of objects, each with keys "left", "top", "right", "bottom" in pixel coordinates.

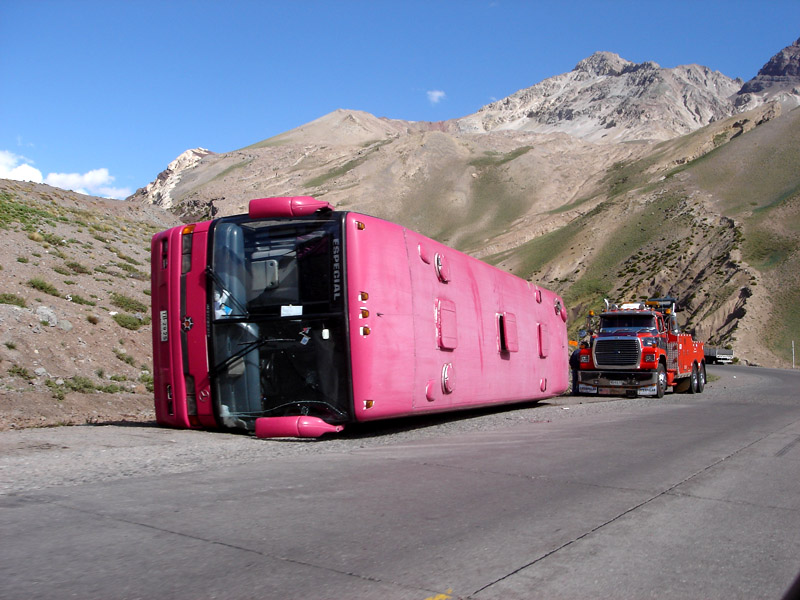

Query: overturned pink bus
[{"left": 151, "top": 196, "right": 569, "bottom": 438}]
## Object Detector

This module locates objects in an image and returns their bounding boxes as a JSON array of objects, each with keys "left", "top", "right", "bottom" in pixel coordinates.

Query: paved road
[{"left": 1, "top": 365, "right": 799, "bottom": 599}]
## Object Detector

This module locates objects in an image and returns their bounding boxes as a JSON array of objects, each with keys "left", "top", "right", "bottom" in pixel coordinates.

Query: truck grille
[{"left": 594, "top": 338, "right": 640, "bottom": 368}]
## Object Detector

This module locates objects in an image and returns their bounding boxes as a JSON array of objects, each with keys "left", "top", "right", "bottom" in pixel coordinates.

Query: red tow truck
[{"left": 577, "top": 298, "right": 706, "bottom": 397}]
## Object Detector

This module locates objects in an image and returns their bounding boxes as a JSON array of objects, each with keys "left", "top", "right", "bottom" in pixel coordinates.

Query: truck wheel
[
  {"left": 688, "top": 364, "right": 698, "bottom": 394},
  {"left": 656, "top": 364, "right": 666, "bottom": 398},
  {"left": 696, "top": 364, "right": 706, "bottom": 393}
]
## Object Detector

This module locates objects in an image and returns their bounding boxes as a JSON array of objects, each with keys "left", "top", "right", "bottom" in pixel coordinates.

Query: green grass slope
[
  {"left": 683, "top": 107, "right": 800, "bottom": 364},
  {"left": 484, "top": 105, "right": 796, "bottom": 366}
]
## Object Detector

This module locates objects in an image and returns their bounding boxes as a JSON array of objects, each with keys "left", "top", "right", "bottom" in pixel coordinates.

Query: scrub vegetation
[
  {"left": 484, "top": 109, "right": 799, "bottom": 362},
  {"left": 0, "top": 180, "right": 175, "bottom": 429}
]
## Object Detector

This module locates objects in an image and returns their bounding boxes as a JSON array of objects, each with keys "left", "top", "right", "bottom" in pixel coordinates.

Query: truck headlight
[
  {"left": 641, "top": 337, "right": 658, "bottom": 347},
  {"left": 644, "top": 353, "right": 656, "bottom": 363}
]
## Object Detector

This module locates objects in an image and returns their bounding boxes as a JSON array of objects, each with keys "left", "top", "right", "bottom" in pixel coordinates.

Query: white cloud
[
  {"left": 46, "top": 168, "right": 113, "bottom": 192},
  {"left": 427, "top": 90, "right": 447, "bottom": 105},
  {"left": 96, "top": 185, "right": 132, "bottom": 199},
  {"left": 0, "top": 150, "right": 43, "bottom": 183},
  {"left": 0, "top": 150, "right": 131, "bottom": 199}
]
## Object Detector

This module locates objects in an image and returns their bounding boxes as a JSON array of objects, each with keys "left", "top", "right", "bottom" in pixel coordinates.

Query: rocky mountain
[
  {"left": 736, "top": 37, "right": 800, "bottom": 109},
  {"left": 130, "top": 43, "right": 800, "bottom": 221},
  {"left": 127, "top": 51, "right": 758, "bottom": 216},
  {"left": 127, "top": 39, "right": 800, "bottom": 369},
  {"left": 455, "top": 51, "right": 744, "bottom": 142},
  {"left": 3, "top": 38, "right": 799, "bottom": 430},
  {"left": 136, "top": 147, "right": 215, "bottom": 210}
]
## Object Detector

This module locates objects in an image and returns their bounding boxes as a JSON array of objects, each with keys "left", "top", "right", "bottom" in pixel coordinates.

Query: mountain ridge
[
  {"left": 126, "top": 38, "right": 800, "bottom": 367},
  {"left": 454, "top": 51, "right": 744, "bottom": 142},
  {"left": 2, "top": 38, "right": 799, "bottom": 430},
  {"left": 131, "top": 38, "right": 800, "bottom": 215}
]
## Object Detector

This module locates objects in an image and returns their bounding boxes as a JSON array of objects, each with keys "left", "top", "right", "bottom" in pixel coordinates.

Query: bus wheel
[{"left": 656, "top": 364, "right": 667, "bottom": 398}]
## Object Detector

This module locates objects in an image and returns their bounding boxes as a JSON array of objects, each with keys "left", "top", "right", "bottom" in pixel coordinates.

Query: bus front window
[{"left": 208, "top": 216, "right": 350, "bottom": 432}]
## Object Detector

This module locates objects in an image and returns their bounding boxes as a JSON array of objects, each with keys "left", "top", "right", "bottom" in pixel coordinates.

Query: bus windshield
[{"left": 207, "top": 216, "right": 350, "bottom": 431}]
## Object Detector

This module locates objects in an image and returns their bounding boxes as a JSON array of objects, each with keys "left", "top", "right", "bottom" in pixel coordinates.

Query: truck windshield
[
  {"left": 207, "top": 216, "right": 350, "bottom": 431},
  {"left": 600, "top": 313, "right": 657, "bottom": 333}
]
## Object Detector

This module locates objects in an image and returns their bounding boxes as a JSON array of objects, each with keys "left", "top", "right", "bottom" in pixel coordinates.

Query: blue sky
[{"left": 1, "top": 1, "right": 798, "bottom": 199}]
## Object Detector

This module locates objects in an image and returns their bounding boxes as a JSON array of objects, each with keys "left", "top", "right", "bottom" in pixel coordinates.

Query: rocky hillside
[
  {"left": 136, "top": 147, "right": 214, "bottom": 210},
  {"left": 127, "top": 50, "right": 763, "bottom": 218},
  {"left": 3, "top": 38, "right": 799, "bottom": 430},
  {"left": 455, "top": 51, "right": 744, "bottom": 142},
  {"left": 490, "top": 102, "right": 798, "bottom": 370},
  {"left": 737, "top": 37, "right": 800, "bottom": 108},
  {"left": 0, "top": 180, "right": 180, "bottom": 429},
  {"left": 129, "top": 38, "right": 800, "bottom": 368}
]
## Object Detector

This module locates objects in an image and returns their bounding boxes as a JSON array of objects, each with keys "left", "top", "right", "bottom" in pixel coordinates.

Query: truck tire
[
  {"left": 656, "top": 364, "right": 666, "bottom": 398},
  {"left": 688, "top": 364, "right": 698, "bottom": 394},
  {"left": 696, "top": 363, "right": 706, "bottom": 393}
]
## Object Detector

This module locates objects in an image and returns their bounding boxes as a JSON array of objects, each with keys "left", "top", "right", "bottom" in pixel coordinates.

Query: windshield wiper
[
  {"left": 259, "top": 400, "right": 348, "bottom": 420},
  {"left": 206, "top": 266, "right": 249, "bottom": 318},
  {"left": 210, "top": 332, "right": 299, "bottom": 377}
]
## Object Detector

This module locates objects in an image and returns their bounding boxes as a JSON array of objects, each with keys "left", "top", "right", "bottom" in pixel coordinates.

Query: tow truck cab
[{"left": 577, "top": 299, "right": 705, "bottom": 398}]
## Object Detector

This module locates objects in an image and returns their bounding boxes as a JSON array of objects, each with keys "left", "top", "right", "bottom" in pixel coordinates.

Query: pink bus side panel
[
  {"left": 346, "top": 214, "right": 568, "bottom": 422},
  {"left": 346, "top": 215, "right": 416, "bottom": 419}
]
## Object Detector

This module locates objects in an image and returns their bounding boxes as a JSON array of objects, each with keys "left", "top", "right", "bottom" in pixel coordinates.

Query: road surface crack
[
  {"left": 14, "top": 496, "right": 448, "bottom": 599},
  {"left": 468, "top": 429, "right": 777, "bottom": 597}
]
